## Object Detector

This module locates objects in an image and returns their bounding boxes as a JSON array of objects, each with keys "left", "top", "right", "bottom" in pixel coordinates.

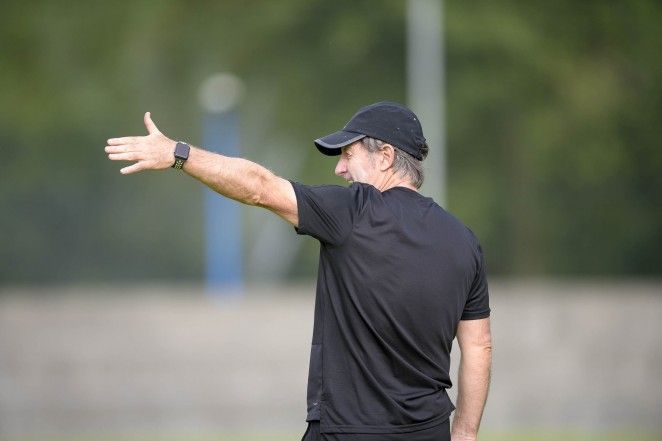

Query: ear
[{"left": 379, "top": 144, "right": 396, "bottom": 171}]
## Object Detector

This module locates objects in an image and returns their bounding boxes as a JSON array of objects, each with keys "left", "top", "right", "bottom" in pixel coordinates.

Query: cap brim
[{"left": 314, "top": 131, "right": 366, "bottom": 156}]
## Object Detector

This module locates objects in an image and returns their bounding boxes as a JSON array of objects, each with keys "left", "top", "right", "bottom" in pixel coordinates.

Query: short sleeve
[
  {"left": 290, "top": 181, "right": 361, "bottom": 246},
  {"left": 461, "top": 243, "right": 491, "bottom": 320}
]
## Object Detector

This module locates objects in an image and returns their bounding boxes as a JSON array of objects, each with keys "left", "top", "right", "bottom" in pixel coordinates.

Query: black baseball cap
[{"left": 314, "top": 101, "right": 428, "bottom": 161}]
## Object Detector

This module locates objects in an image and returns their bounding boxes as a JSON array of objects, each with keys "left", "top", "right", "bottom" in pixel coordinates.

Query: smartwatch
[{"left": 172, "top": 142, "right": 190, "bottom": 169}]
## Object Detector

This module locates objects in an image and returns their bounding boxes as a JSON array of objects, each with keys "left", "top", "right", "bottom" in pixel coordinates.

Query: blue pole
[{"left": 203, "top": 110, "right": 243, "bottom": 295}]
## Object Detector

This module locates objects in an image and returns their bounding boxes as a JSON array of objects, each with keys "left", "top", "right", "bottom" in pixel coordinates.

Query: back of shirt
[{"left": 292, "top": 182, "right": 490, "bottom": 434}]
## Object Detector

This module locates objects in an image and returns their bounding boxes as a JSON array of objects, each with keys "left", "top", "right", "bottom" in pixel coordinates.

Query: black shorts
[{"left": 300, "top": 420, "right": 450, "bottom": 441}]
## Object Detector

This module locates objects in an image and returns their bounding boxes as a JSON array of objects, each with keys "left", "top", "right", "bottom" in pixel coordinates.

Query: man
[{"left": 105, "top": 102, "right": 492, "bottom": 441}]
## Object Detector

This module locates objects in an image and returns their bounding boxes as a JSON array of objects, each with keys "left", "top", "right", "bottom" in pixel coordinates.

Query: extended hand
[{"left": 105, "top": 112, "right": 176, "bottom": 174}]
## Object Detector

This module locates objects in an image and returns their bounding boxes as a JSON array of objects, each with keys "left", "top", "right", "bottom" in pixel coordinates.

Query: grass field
[
  {"left": 189, "top": 433, "right": 661, "bottom": 441},
  {"left": 210, "top": 434, "right": 662, "bottom": 441},
  {"left": 9, "top": 432, "right": 661, "bottom": 441},
  {"left": 230, "top": 433, "right": 661, "bottom": 441},
  {"left": 480, "top": 432, "right": 662, "bottom": 441}
]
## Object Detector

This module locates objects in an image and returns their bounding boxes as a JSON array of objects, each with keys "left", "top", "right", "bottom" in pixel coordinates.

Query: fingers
[
  {"left": 109, "top": 152, "right": 152, "bottom": 174},
  {"left": 106, "top": 112, "right": 164, "bottom": 175},
  {"left": 144, "top": 111, "right": 160, "bottom": 135},
  {"left": 120, "top": 163, "right": 145, "bottom": 175},
  {"left": 107, "top": 136, "right": 140, "bottom": 145},
  {"left": 107, "top": 152, "right": 140, "bottom": 161},
  {"left": 105, "top": 145, "right": 128, "bottom": 154}
]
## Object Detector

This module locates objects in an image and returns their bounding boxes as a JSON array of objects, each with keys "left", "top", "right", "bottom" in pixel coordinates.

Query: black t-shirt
[{"left": 291, "top": 182, "right": 490, "bottom": 434}]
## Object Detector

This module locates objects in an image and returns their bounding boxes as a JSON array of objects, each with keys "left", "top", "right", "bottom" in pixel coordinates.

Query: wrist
[
  {"left": 451, "top": 422, "right": 478, "bottom": 441},
  {"left": 451, "top": 433, "right": 476, "bottom": 441}
]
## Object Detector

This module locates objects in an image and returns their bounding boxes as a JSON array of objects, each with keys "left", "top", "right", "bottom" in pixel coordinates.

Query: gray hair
[{"left": 360, "top": 137, "right": 425, "bottom": 189}]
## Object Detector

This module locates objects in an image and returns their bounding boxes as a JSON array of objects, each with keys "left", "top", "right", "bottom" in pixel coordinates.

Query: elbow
[
  {"left": 484, "top": 343, "right": 493, "bottom": 369},
  {"left": 461, "top": 340, "right": 493, "bottom": 361},
  {"left": 247, "top": 192, "right": 262, "bottom": 207},
  {"left": 249, "top": 180, "right": 269, "bottom": 207},
  {"left": 482, "top": 338, "right": 493, "bottom": 358},
  {"left": 246, "top": 168, "right": 270, "bottom": 207},
  {"left": 484, "top": 343, "right": 493, "bottom": 361}
]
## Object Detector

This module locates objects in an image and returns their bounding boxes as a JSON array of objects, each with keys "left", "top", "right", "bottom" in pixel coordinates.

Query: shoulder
[
  {"left": 291, "top": 181, "right": 375, "bottom": 207},
  {"left": 433, "top": 206, "right": 485, "bottom": 256}
]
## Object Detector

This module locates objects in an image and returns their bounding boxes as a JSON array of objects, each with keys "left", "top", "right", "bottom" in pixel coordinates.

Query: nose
[{"left": 335, "top": 157, "right": 346, "bottom": 177}]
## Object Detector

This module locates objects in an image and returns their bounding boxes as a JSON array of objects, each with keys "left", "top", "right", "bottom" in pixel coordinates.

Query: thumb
[{"left": 144, "top": 111, "right": 160, "bottom": 135}]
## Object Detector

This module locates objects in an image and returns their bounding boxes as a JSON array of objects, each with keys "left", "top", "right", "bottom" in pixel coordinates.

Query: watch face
[{"left": 175, "top": 142, "right": 190, "bottom": 159}]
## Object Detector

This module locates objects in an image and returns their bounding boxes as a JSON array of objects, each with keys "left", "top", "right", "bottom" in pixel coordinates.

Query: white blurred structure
[
  {"left": 199, "top": 73, "right": 245, "bottom": 114},
  {"left": 407, "top": 0, "right": 446, "bottom": 206}
]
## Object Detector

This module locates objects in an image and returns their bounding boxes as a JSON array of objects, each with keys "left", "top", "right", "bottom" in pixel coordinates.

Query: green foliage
[
  {"left": 1, "top": 0, "right": 660, "bottom": 283},
  {"left": 446, "top": 0, "right": 662, "bottom": 275}
]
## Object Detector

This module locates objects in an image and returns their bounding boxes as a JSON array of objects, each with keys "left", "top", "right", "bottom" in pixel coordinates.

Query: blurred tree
[
  {"left": 445, "top": 0, "right": 662, "bottom": 276},
  {"left": 0, "top": 0, "right": 660, "bottom": 284}
]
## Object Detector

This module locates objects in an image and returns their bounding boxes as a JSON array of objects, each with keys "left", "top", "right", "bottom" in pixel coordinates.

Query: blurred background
[{"left": 1, "top": 1, "right": 661, "bottom": 440}]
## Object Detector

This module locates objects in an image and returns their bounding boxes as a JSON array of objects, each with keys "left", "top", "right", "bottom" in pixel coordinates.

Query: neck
[{"left": 373, "top": 171, "right": 417, "bottom": 193}]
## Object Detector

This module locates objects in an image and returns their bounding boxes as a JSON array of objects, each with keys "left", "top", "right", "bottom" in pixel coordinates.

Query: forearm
[
  {"left": 452, "top": 346, "right": 492, "bottom": 440},
  {"left": 183, "top": 145, "right": 276, "bottom": 207},
  {"left": 106, "top": 113, "right": 298, "bottom": 225}
]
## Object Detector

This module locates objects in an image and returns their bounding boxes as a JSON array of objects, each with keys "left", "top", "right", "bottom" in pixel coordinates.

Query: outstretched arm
[
  {"left": 105, "top": 112, "right": 298, "bottom": 226},
  {"left": 452, "top": 317, "right": 492, "bottom": 441}
]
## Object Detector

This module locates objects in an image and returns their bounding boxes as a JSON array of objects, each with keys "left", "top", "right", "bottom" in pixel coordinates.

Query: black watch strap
[{"left": 172, "top": 142, "right": 190, "bottom": 169}]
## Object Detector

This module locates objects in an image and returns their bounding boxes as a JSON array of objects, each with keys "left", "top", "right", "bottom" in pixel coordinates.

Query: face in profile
[{"left": 334, "top": 141, "right": 377, "bottom": 185}]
